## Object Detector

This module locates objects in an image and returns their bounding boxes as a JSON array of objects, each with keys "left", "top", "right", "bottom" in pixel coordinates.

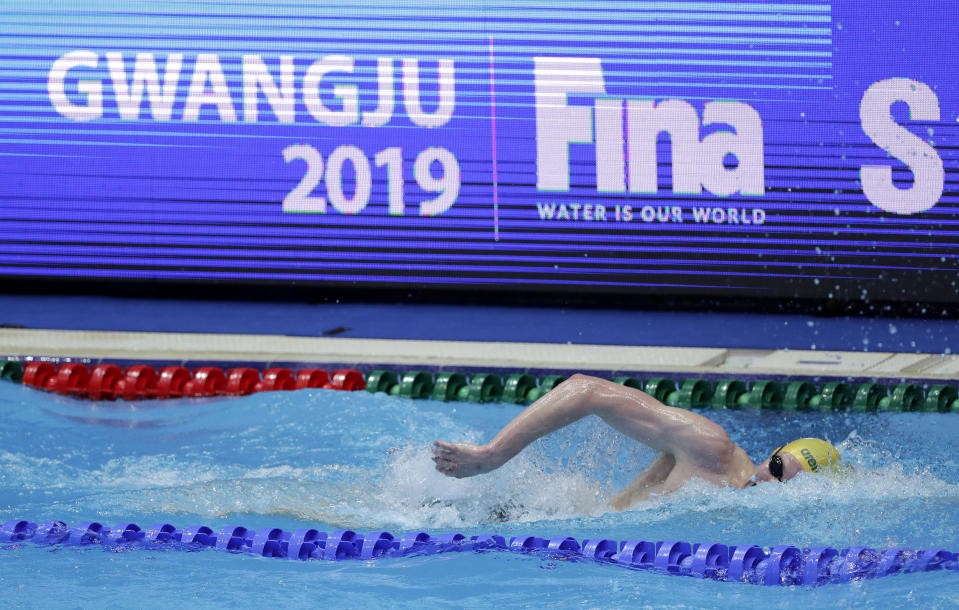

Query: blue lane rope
[{"left": 2, "top": 519, "right": 957, "bottom": 586}]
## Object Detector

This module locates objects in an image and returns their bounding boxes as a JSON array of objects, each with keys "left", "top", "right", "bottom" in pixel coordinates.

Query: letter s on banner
[{"left": 859, "top": 78, "right": 943, "bottom": 215}]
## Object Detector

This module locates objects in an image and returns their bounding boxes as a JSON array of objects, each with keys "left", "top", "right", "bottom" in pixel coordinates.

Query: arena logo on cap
[{"left": 800, "top": 448, "right": 820, "bottom": 472}]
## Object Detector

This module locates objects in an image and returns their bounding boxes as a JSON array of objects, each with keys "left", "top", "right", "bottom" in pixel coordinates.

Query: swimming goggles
[{"left": 768, "top": 445, "right": 786, "bottom": 482}]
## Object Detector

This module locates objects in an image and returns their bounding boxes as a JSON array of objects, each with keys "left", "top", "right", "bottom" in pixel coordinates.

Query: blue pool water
[{"left": 1, "top": 381, "right": 958, "bottom": 607}]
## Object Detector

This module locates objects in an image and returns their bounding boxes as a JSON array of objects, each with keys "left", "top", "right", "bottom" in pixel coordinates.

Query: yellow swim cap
[{"left": 779, "top": 438, "right": 842, "bottom": 473}]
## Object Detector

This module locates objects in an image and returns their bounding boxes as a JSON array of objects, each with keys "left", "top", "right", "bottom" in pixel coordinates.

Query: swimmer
[{"left": 432, "top": 374, "right": 841, "bottom": 510}]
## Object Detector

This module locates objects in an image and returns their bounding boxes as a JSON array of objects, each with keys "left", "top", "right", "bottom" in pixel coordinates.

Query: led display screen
[{"left": 2, "top": 1, "right": 957, "bottom": 301}]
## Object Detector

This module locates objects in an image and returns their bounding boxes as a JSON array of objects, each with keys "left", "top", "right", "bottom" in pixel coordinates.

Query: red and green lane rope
[{"left": 1, "top": 360, "right": 957, "bottom": 413}]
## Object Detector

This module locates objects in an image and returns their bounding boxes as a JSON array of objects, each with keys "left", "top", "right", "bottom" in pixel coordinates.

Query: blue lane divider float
[{"left": 2, "top": 519, "right": 957, "bottom": 586}]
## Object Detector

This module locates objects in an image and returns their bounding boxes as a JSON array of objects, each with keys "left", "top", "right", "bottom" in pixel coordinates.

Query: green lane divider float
[
  {"left": 0, "top": 360, "right": 23, "bottom": 383},
  {"left": 810, "top": 382, "right": 852, "bottom": 412},
  {"left": 711, "top": 380, "right": 747, "bottom": 409},
  {"left": 466, "top": 373, "right": 503, "bottom": 403},
  {"left": 851, "top": 383, "right": 886, "bottom": 412},
  {"left": 502, "top": 374, "right": 537, "bottom": 404},
  {"left": 396, "top": 371, "right": 434, "bottom": 399},
  {"left": 432, "top": 372, "right": 468, "bottom": 401},
  {"left": 642, "top": 378, "right": 677, "bottom": 403},
  {"left": 926, "top": 384, "right": 959, "bottom": 412},
  {"left": 784, "top": 381, "right": 817, "bottom": 411},
  {"left": 879, "top": 383, "right": 924, "bottom": 412},
  {"left": 365, "top": 370, "right": 398, "bottom": 394}
]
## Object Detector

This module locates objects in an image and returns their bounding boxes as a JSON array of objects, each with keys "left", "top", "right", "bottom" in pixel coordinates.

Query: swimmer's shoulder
[{"left": 682, "top": 437, "right": 753, "bottom": 485}]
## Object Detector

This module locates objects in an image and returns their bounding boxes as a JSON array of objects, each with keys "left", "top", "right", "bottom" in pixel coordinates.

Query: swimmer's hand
[{"left": 432, "top": 440, "right": 502, "bottom": 478}]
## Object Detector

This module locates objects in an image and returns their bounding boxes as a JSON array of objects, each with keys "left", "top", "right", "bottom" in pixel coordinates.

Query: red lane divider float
[
  {"left": 118, "top": 365, "right": 157, "bottom": 400},
  {"left": 20, "top": 362, "right": 365, "bottom": 401}
]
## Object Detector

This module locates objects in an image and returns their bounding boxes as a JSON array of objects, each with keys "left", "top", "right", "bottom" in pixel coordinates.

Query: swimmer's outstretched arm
[{"left": 432, "top": 374, "right": 738, "bottom": 480}]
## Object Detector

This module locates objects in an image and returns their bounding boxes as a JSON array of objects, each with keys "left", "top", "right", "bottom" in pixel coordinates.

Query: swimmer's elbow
[
  {"left": 560, "top": 374, "right": 606, "bottom": 402},
  {"left": 566, "top": 373, "right": 602, "bottom": 389},
  {"left": 566, "top": 373, "right": 642, "bottom": 402}
]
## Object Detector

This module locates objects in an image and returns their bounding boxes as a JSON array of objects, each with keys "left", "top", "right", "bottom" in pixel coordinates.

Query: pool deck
[{"left": 0, "top": 295, "right": 956, "bottom": 381}]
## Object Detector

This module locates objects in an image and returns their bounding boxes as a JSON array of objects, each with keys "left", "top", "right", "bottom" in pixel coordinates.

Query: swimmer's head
[{"left": 749, "top": 438, "right": 842, "bottom": 485}]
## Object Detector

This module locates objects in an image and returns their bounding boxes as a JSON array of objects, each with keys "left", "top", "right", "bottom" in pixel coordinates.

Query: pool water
[{"left": 1, "top": 381, "right": 957, "bottom": 607}]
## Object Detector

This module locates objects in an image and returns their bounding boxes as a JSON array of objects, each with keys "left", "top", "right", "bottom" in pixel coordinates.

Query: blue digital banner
[{"left": 1, "top": 1, "right": 957, "bottom": 300}]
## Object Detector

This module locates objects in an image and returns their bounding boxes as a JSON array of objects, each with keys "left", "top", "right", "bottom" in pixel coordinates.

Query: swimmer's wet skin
[{"left": 432, "top": 374, "right": 841, "bottom": 509}]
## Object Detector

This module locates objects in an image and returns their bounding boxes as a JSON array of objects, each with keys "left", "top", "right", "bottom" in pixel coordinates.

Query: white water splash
[{"left": 364, "top": 444, "right": 610, "bottom": 530}]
